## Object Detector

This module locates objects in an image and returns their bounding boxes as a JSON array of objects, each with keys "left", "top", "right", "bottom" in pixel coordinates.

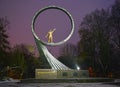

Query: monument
[
  {"left": 45, "top": 28, "right": 56, "bottom": 43},
  {"left": 31, "top": 6, "right": 89, "bottom": 79}
]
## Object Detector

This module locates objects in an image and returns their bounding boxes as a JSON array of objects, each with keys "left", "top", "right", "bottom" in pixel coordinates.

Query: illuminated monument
[{"left": 31, "top": 6, "right": 89, "bottom": 79}]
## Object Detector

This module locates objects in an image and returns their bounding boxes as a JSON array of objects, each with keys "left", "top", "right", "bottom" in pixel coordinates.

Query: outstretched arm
[{"left": 52, "top": 28, "right": 56, "bottom": 33}]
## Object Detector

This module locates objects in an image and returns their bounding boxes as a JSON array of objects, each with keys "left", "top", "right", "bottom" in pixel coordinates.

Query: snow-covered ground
[
  {"left": 0, "top": 79, "right": 120, "bottom": 87},
  {"left": 0, "top": 82, "right": 119, "bottom": 87},
  {"left": 0, "top": 78, "right": 20, "bottom": 84}
]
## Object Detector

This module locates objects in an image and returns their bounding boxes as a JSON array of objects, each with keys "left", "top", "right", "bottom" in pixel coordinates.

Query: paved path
[
  {"left": 0, "top": 82, "right": 120, "bottom": 87},
  {"left": 0, "top": 79, "right": 120, "bottom": 87}
]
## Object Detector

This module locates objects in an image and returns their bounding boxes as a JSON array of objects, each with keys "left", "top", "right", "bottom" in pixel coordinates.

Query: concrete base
[{"left": 35, "top": 69, "right": 89, "bottom": 79}]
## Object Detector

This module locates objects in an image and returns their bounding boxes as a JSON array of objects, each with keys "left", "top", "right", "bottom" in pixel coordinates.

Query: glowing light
[{"left": 76, "top": 64, "right": 80, "bottom": 70}]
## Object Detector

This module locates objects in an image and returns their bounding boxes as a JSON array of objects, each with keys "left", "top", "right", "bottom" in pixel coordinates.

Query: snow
[{"left": 0, "top": 79, "right": 119, "bottom": 87}]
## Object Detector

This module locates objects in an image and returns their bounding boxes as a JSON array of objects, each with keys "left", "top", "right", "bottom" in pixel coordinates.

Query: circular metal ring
[{"left": 32, "top": 6, "right": 74, "bottom": 46}]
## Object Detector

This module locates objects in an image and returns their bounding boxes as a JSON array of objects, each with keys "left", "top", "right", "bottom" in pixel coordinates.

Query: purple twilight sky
[{"left": 0, "top": 0, "right": 115, "bottom": 57}]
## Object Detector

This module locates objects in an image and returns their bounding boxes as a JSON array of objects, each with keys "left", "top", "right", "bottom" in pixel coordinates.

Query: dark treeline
[
  {"left": 0, "top": 17, "right": 41, "bottom": 79},
  {"left": 78, "top": 0, "right": 120, "bottom": 77}
]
